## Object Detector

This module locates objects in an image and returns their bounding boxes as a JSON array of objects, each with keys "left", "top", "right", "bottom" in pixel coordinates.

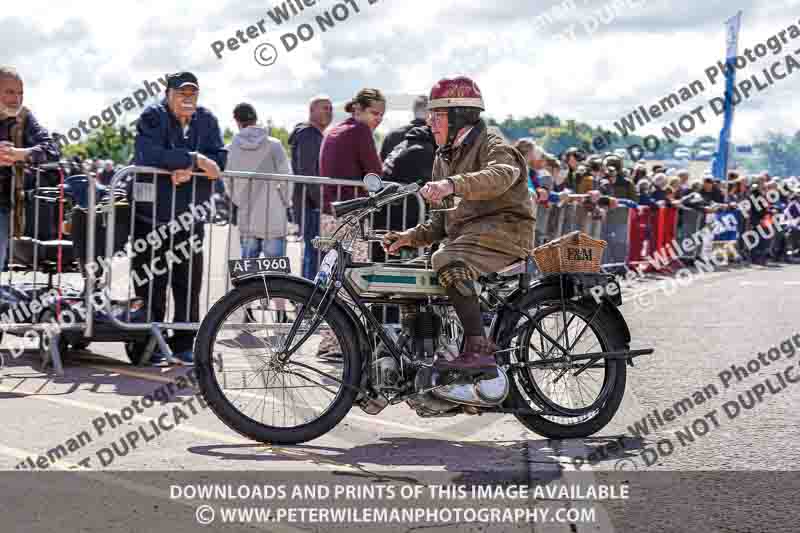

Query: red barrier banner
[{"left": 626, "top": 206, "right": 683, "bottom": 274}]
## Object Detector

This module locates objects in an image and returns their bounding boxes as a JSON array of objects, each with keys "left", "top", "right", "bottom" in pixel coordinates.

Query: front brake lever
[
  {"left": 429, "top": 205, "right": 458, "bottom": 213},
  {"left": 428, "top": 194, "right": 459, "bottom": 214}
]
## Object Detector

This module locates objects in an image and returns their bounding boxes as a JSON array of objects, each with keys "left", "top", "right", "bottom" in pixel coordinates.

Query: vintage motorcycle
[{"left": 194, "top": 176, "right": 653, "bottom": 444}]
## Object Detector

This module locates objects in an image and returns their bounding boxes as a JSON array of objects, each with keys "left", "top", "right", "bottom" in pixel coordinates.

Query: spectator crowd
[
  {"left": 2, "top": 63, "right": 800, "bottom": 367},
  {"left": 513, "top": 143, "right": 800, "bottom": 266}
]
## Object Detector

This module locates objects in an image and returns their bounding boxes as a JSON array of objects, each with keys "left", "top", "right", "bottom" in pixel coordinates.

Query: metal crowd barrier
[
  {"left": 535, "top": 203, "right": 603, "bottom": 244},
  {"left": 0, "top": 162, "right": 97, "bottom": 375},
  {"left": 531, "top": 198, "right": 736, "bottom": 275},
  {"left": 93, "top": 166, "right": 426, "bottom": 365},
  {"left": 534, "top": 200, "right": 625, "bottom": 269},
  {"left": 675, "top": 206, "right": 706, "bottom": 264},
  {"left": 3, "top": 160, "right": 754, "bottom": 373},
  {"left": 601, "top": 207, "right": 631, "bottom": 270}
]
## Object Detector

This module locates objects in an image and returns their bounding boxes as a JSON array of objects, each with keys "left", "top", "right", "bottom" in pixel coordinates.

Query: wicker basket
[{"left": 532, "top": 231, "right": 607, "bottom": 274}]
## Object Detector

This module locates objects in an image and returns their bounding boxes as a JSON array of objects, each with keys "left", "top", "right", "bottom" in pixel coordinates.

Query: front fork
[
  {"left": 276, "top": 276, "right": 340, "bottom": 364},
  {"left": 276, "top": 243, "right": 403, "bottom": 366}
]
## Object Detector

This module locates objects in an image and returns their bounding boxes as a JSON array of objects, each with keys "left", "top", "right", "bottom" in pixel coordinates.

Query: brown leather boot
[{"left": 435, "top": 336, "right": 499, "bottom": 379}]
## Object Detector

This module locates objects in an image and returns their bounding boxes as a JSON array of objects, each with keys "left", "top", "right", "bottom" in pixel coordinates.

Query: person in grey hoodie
[{"left": 225, "top": 103, "right": 292, "bottom": 258}]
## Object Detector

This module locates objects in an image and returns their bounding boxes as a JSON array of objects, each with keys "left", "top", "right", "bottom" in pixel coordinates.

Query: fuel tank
[{"left": 347, "top": 265, "right": 448, "bottom": 298}]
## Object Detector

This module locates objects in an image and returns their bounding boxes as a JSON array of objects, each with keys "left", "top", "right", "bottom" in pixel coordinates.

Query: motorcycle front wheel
[{"left": 194, "top": 277, "right": 362, "bottom": 444}]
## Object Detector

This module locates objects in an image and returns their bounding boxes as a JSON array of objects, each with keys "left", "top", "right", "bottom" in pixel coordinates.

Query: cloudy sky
[{"left": 3, "top": 0, "right": 800, "bottom": 144}]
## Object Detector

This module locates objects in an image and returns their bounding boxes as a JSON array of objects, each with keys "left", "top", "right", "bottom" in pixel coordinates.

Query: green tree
[
  {"left": 60, "top": 125, "right": 134, "bottom": 163},
  {"left": 223, "top": 127, "right": 235, "bottom": 145},
  {"left": 270, "top": 126, "right": 291, "bottom": 152},
  {"left": 541, "top": 129, "right": 588, "bottom": 156}
]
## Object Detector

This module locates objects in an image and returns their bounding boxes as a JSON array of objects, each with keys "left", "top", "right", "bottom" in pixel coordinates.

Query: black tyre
[
  {"left": 39, "top": 332, "right": 69, "bottom": 358},
  {"left": 71, "top": 339, "right": 91, "bottom": 351},
  {"left": 37, "top": 309, "right": 71, "bottom": 358},
  {"left": 496, "top": 284, "right": 627, "bottom": 439},
  {"left": 125, "top": 341, "right": 147, "bottom": 365},
  {"left": 194, "top": 277, "right": 362, "bottom": 444}
]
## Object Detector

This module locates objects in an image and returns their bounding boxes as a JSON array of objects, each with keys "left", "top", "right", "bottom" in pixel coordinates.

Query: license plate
[{"left": 229, "top": 257, "right": 290, "bottom": 280}]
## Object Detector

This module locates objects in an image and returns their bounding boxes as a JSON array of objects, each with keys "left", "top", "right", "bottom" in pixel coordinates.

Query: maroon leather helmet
[{"left": 428, "top": 76, "right": 485, "bottom": 111}]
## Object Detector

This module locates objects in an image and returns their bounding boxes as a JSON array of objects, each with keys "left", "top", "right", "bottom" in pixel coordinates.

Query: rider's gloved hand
[
  {"left": 383, "top": 231, "right": 413, "bottom": 255},
  {"left": 420, "top": 179, "right": 454, "bottom": 203}
]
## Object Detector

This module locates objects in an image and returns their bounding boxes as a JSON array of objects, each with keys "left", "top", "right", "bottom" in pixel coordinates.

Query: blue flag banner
[{"left": 713, "top": 11, "right": 743, "bottom": 181}]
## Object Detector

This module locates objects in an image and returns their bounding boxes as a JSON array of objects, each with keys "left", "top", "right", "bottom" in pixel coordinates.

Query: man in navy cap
[{"left": 131, "top": 71, "right": 227, "bottom": 365}]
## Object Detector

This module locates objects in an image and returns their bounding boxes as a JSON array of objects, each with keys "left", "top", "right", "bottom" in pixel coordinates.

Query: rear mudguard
[
  {"left": 232, "top": 274, "right": 373, "bottom": 362},
  {"left": 490, "top": 272, "right": 633, "bottom": 364}
]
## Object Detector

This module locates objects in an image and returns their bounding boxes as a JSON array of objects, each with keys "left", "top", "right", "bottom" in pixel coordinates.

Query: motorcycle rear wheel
[{"left": 497, "top": 284, "right": 628, "bottom": 439}]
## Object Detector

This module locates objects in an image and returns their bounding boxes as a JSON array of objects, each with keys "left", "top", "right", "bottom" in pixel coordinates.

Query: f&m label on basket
[{"left": 566, "top": 247, "right": 593, "bottom": 261}]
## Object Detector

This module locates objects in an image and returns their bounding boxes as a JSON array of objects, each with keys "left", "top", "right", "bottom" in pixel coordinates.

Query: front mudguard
[{"left": 491, "top": 272, "right": 634, "bottom": 365}]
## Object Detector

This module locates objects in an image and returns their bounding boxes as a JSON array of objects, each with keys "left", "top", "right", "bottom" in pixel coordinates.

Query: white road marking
[
  {"left": 532, "top": 440, "right": 617, "bottom": 533},
  {"left": 86, "top": 362, "right": 441, "bottom": 436},
  {"left": 0, "top": 381, "right": 251, "bottom": 445},
  {"left": 0, "top": 443, "right": 85, "bottom": 470}
]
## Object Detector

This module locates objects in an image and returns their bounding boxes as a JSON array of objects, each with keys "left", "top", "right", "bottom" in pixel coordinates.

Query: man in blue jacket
[{"left": 131, "top": 71, "right": 226, "bottom": 365}]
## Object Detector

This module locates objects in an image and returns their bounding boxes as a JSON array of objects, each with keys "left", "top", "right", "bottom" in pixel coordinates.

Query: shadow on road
[
  {"left": 187, "top": 434, "right": 648, "bottom": 479},
  {"left": 0, "top": 350, "right": 196, "bottom": 401}
]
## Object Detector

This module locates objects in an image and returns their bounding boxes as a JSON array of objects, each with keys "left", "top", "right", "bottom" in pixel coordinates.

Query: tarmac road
[{"left": 1, "top": 224, "right": 799, "bottom": 532}]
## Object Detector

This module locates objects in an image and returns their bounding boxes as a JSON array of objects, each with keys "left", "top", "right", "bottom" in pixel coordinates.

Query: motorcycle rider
[{"left": 384, "top": 76, "right": 535, "bottom": 378}]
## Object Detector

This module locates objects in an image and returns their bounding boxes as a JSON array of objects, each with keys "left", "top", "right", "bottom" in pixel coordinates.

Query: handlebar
[
  {"left": 34, "top": 162, "right": 69, "bottom": 171},
  {"left": 330, "top": 182, "right": 419, "bottom": 219}
]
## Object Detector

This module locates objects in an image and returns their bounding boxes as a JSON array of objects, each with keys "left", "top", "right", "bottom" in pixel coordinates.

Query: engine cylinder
[{"left": 414, "top": 311, "right": 441, "bottom": 359}]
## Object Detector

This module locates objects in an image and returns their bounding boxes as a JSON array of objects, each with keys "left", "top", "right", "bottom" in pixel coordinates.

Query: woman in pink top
[
  {"left": 319, "top": 88, "right": 385, "bottom": 214},
  {"left": 316, "top": 89, "right": 385, "bottom": 359}
]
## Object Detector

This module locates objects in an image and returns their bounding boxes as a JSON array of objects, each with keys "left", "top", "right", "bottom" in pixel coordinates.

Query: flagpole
[{"left": 714, "top": 11, "right": 743, "bottom": 203}]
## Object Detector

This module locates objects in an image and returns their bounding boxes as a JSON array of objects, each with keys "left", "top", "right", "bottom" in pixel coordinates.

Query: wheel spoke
[
  {"left": 207, "top": 290, "right": 348, "bottom": 431},
  {"left": 513, "top": 302, "right": 615, "bottom": 426}
]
